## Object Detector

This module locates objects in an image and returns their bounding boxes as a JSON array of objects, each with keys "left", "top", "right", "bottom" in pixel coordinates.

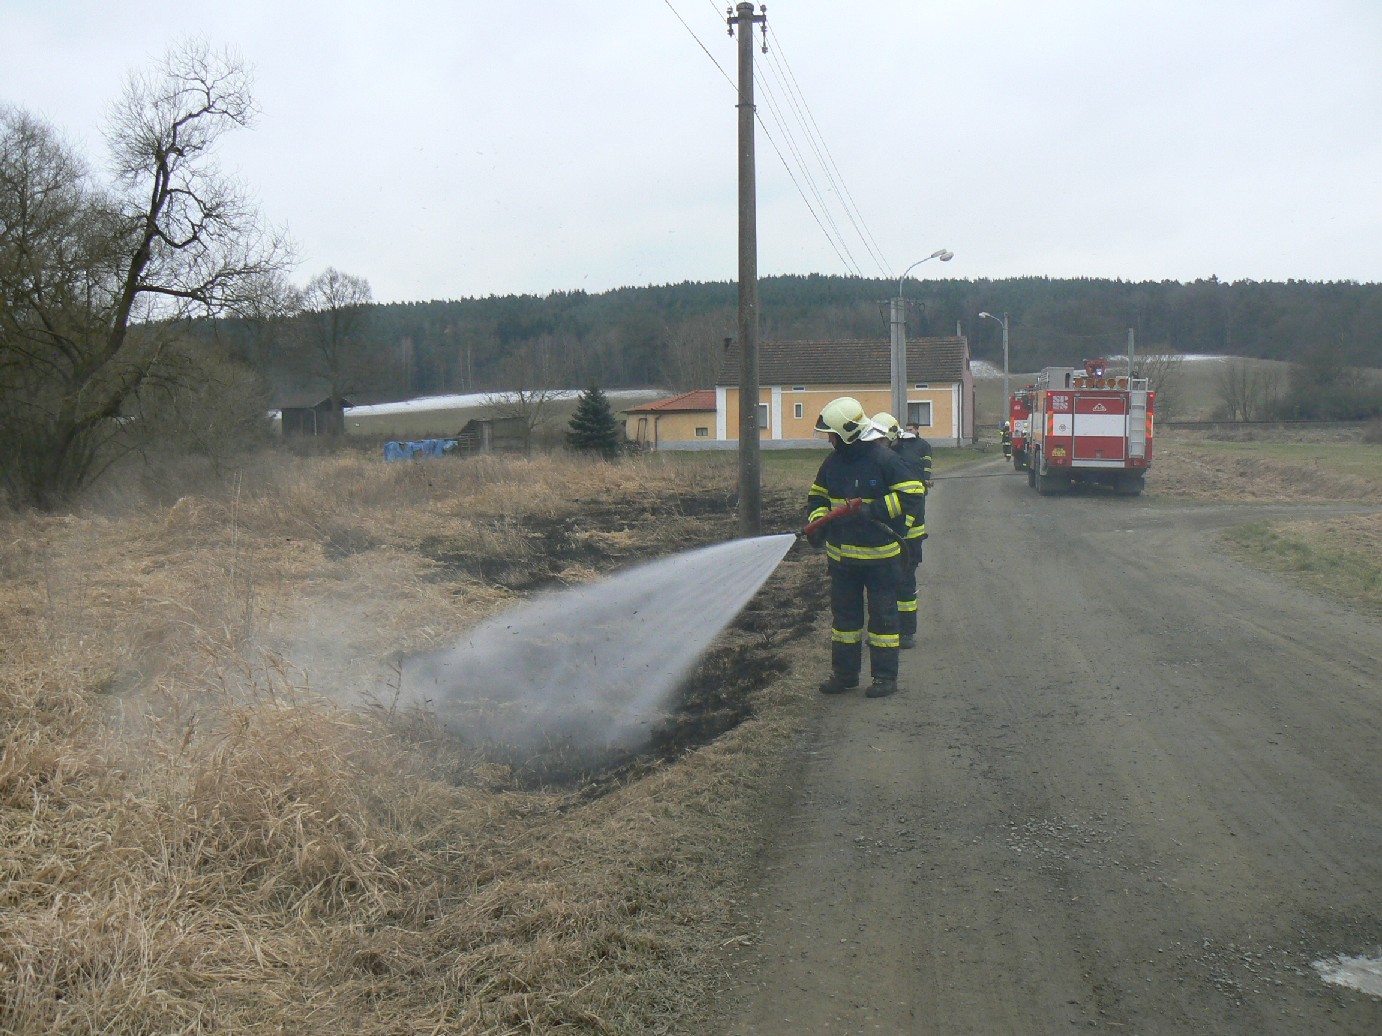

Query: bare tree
[
  {"left": 297, "top": 267, "right": 373, "bottom": 433},
  {"left": 659, "top": 310, "right": 734, "bottom": 392},
  {"left": 1133, "top": 348, "right": 1185, "bottom": 422},
  {"left": 0, "top": 42, "right": 291, "bottom": 508},
  {"left": 483, "top": 335, "right": 566, "bottom": 447},
  {"left": 1215, "top": 357, "right": 1263, "bottom": 421}
]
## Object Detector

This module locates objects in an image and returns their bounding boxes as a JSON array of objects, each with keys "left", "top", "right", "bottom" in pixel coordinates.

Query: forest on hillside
[{"left": 212, "top": 275, "right": 1382, "bottom": 406}]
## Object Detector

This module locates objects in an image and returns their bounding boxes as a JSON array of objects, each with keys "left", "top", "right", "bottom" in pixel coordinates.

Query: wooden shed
[
  {"left": 277, "top": 395, "right": 353, "bottom": 437},
  {"left": 456, "top": 416, "right": 530, "bottom": 453}
]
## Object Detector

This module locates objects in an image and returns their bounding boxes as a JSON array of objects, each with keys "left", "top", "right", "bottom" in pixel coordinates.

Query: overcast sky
[{"left": 5, "top": 0, "right": 1381, "bottom": 303}]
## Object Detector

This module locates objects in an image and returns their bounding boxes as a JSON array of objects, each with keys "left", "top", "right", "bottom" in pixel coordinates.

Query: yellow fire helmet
[{"left": 814, "top": 396, "right": 869, "bottom": 443}]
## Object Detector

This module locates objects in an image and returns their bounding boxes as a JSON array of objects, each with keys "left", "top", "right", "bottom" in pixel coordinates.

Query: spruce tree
[{"left": 567, "top": 385, "right": 624, "bottom": 457}]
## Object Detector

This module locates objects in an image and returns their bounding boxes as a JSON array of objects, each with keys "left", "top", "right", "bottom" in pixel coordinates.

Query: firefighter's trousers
[
  {"left": 897, "top": 538, "right": 924, "bottom": 637},
  {"left": 828, "top": 559, "right": 900, "bottom": 681}
]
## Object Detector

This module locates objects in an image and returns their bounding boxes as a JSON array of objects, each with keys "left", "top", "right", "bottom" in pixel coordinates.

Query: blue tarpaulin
[{"left": 383, "top": 439, "right": 458, "bottom": 461}]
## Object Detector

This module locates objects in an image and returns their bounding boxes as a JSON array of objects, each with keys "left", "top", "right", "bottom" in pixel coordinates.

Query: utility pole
[{"left": 729, "top": 2, "right": 766, "bottom": 538}]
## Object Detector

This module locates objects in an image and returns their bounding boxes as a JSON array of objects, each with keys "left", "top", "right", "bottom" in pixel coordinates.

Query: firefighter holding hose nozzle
[{"left": 803, "top": 397, "right": 926, "bottom": 699}]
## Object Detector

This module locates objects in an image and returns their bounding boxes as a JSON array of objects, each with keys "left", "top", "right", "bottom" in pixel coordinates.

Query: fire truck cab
[{"left": 1026, "top": 358, "right": 1154, "bottom": 495}]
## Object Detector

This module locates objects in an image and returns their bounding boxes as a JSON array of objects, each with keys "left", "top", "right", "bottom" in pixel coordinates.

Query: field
[
  {"left": 1, "top": 429, "right": 1377, "bottom": 1033},
  {"left": 1153, "top": 428, "right": 1382, "bottom": 613}
]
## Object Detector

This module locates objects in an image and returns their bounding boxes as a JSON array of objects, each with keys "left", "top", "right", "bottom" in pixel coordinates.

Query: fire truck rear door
[{"left": 1071, "top": 393, "right": 1127, "bottom": 462}]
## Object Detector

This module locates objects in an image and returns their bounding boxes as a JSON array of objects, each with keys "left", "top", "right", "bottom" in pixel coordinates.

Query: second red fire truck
[
  {"left": 1014, "top": 358, "right": 1154, "bottom": 495},
  {"left": 1008, "top": 388, "right": 1033, "bottom": 471}
]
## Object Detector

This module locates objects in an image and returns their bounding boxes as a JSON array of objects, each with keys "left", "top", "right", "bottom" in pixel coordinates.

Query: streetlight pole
[
  {"left": 979, "top": 310, "right": 1010, "bottom": 411},
  {"left": 891, "top": 249, "right": 953, "bottom": 423}
]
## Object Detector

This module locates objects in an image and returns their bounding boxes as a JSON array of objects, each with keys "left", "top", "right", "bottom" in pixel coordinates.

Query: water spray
[{"left": 400, "top": 532, "right": 798, "bottom": 769}]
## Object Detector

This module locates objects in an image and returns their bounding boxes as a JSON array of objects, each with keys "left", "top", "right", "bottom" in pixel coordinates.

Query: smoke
[{"left": 401, "top": 534, "right": 796, "bottom": 760}]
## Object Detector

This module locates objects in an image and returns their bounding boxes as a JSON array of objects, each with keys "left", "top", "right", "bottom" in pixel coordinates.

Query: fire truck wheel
[
  {"left": 1116, "top": 473, "right": 1145, "bottom": 496},
  {"left": 1035, "top": 463, "right": 1067, "bottom": 496}
]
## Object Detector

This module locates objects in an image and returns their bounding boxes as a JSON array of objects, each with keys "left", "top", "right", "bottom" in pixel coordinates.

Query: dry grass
[
  {"left": 1150, "top": 435, "right": 1382, "bottom": 504},
  {"left": 0, "top": 448, "right": 822, "bottom": 1034}
]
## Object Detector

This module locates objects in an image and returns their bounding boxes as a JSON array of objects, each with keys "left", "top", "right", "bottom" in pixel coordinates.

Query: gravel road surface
[{"left": 713, "top": 456, "right": 1382, "bottom": 1035}]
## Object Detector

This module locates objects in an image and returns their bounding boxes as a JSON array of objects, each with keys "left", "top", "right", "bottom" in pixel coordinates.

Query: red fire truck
[
  {"left": 1025, "top": 358, "right": 1154, "bottom": 495},
  {"left": 1007, "top": 388, "right": 1034, "bottom": 471}
]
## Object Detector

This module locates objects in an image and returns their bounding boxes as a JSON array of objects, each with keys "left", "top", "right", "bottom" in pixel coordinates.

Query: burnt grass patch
[
  {"left": 416, "top": 491, "right": 741, "bottom": 594},
  {"left": 408, "top": 487, "right": 821, "bottom": 792}
]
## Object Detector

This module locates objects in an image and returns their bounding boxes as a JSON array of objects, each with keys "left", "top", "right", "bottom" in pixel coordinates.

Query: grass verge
[{"left": 1223, "top": 513, "right": 1382, "bottom": 616}]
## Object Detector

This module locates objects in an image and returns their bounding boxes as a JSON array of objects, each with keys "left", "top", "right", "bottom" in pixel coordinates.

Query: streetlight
[
  {"left": 891, "top": 249, "right": 954, "bottom": 424},
  {"left": 979, "top": 310, "right": 1009, "bottom": 416}
]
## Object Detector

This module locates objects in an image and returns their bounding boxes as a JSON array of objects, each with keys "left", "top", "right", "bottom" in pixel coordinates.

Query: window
[
  {"left": 793, "top": 403, "right": 803, "bottom": 419},
  {"left": 695, "top": 426, "right": 709, "bottom": 437},
  {"left": 791, "top": 386, "right": 805, "bottom": 392},
  {"left": 907, "top": 401, "right": 933, "bottom": 427},
  {"left": 758, "top": 403, "right": 769, "bottom": 429}
]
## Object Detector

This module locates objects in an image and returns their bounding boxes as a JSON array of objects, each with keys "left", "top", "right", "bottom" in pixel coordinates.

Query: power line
[
  {"left": 662, "top": 0, "right": 735, "bottom": 90},
  {"left": 661, "top": 1, "right": 860, "bottom": 275},
  {"left": 761, "top": 25, "right": 891, "bottom": 278},
  {"left": 754, "top": 65, "right": 864, "bottom": 275},
  {"left": 754, "top": 110, "right": 859, "bottom": 275}
]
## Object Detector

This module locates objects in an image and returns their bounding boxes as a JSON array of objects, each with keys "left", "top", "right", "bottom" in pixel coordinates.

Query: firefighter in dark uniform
[
  {"left": 875, "top": 414, "right": 928, "bottom": 649},
  {"left": 805, "top": 398, "right": 926, "bottom": 698},
  {"left": 1000, "top": 421, "right": 1013, "bottom": 459},
  {"left": 898, "top": 421, "right": 934, "bottom": 485}
]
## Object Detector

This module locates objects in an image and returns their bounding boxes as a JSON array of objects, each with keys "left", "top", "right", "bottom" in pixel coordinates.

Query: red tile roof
[
  {"left": 624, "top": 389, "right": 718, "bottom": 413},
  {"left": 716, "top": 337, "right": 969, "bottom": 386}
]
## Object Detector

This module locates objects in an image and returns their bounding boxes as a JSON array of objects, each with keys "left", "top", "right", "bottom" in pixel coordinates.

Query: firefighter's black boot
[
  {"left": 899, "top": 634, "right": 916, "bottom": 649},
  {"left": 865, "top": 677, "right": 898, "bottom": 698},
  {"left": 819, "top": 673, "right": 859, "bottom": 695}
]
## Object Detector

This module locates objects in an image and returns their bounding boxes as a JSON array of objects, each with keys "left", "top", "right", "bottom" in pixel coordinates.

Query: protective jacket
[
  {"left": 891, "top": 437, "right": 930, "bottom": 541},
  {"left": 807, "top": 440, "right": 926, "bottom": 565},
  {"left": 895, "top": 435, "right": 933, "bottom": 482}
]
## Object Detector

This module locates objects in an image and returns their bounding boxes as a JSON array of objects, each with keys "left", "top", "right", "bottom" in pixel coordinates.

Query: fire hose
[{"left": 796, "top": 498, "right": 912, "bottom": 580}]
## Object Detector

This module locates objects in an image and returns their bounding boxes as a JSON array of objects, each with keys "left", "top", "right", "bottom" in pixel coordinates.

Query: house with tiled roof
[
  {"left": 714, "top": 336, "right": 975, "bottom": 447},
  {"left": 623, "top": 389, "right": 718, "bottom": 448}
]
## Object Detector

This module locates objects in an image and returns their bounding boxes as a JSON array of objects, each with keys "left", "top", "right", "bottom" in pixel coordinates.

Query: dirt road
[{"left": 712, "top": 457, "right": 1382, "bottom": 1034}]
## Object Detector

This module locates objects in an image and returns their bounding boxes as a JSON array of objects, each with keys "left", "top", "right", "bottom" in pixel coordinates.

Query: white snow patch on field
[
  {"left": 972, "top": 355, "right": 1230, "bottom": 378},
  {"left": 344, "top": 388, "right": 658, "bottom": 416}
]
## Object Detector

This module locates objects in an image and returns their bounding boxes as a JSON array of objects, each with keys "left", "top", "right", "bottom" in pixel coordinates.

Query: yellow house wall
[
  {"left": 624, "top": 410, "right": 716, "bottom": 444},
  {"left": 720, "top": 386, "right": 958, "bottom": 440}
]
